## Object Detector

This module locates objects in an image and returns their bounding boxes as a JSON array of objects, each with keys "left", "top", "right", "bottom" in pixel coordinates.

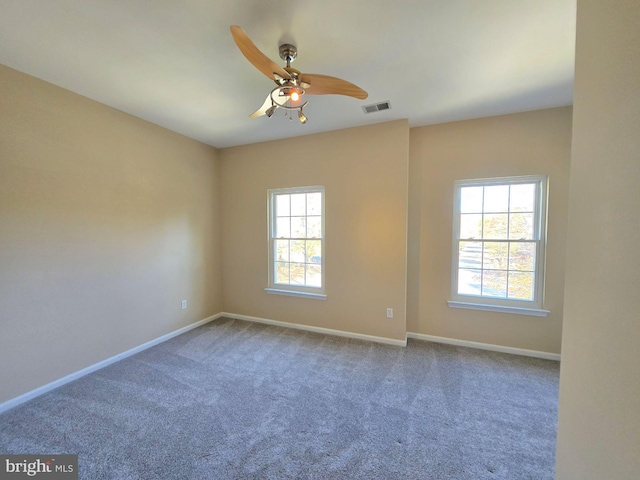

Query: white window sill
[
  {"left": 265, "top": 288, "right": 327, "bottom": 300},
  {"left": 447, "top": 300, "right": 550, "bottom": 317}
]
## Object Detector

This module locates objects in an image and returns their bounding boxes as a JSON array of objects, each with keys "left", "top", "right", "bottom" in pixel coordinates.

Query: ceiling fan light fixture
[
  {"left": 265, "top": 104, "right": 277, "bottom": 117},
  {"left": 266, "top": 86, "right": 309, "bottom": 123}
]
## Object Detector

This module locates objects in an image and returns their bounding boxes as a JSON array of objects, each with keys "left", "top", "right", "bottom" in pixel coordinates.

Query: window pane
[
  {"left": 460, "top": 187, "right": 483, "bottom": 213},
  {"left": 276, "top": 194, "right": 290, "bottom": 216},
  {"left": 508, "top": 271, "right": 534, "bottom": 301},
  {"left": 508, "top": 242, "right": 536, "bottom": 271},
  {"left": 276, "top": 217, "right": 290, "bottom": 238},
  {"left": 483, "top": 213, "right": 508, "bottom": 239},
  {"left": 275, "top": 262, "right": 289, "bottom": 284},
  {"left": 291, "top": 217, "right": 306, "bottom": 238},
  {"left": 291, "top": 194, "right": 306, "bottom": 216},
  {"left": 307, "top": 193, "right": 321, "bottom": 215},
  {"left": 460, "top": 214, "right": 482, "bottom": 239},
  {"left": 459, "top": 241, "right": 482, "bottom": 269},
  {"left": 307, "top": 216, "right": 321, "bottom": 238},
  {"left": 509, "top": 213, "right": 535, "bottom": 240},
  {"left": 290, "top": 263, "right": 305, "bottom": 285},
  {"left": 275, "top": 240, "right": 289, "bottom": 262},
  {"left": 306, "top": 240, "right": 321, "bottom": 263},
  {"left": 290, "top": 240, "right": 306, "bottom": 262},
  {"left": 482, "top": 270, "right": 507, "bottom": 298},
  {"left": 509, "top": 184, "right": 535, "bottom": 212},
  {"left": 458, "top": 268, "right": 482, "bottom": 295},
  {"left": 483, "top": 242, "right": 508, "bottom": 269},
  {"left": 484, "top": 185, "right": 509, "bottom": 213},
  {"left": 306, "top": 265, "right": 322, "bottom": 287}
]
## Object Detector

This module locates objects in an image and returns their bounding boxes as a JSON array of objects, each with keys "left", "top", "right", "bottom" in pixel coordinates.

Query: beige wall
[
  {"left": 0, "top": 61, "right": 575, "bottom": 407},
  {"left": 556, "top": 0, "right": 640, "bottom": 478},
  {"left": 408, "top": 107, "right": 573, "bottom": 354},
  {"left": 0, "top": 65, "right": 222, "bottom": 403},
  {"left": 219, "top": 121, "right": 409, "bottom": 341}
]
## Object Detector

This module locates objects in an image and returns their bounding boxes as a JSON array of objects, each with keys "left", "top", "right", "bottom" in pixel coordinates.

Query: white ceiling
[{"left": 0, "top": 0, "right": 576, "bottom": 148}]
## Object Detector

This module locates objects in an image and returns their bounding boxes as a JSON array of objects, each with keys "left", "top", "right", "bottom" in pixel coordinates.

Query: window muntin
[
  {"left": 268, "top": 186, "right": 324, "bottom": 293},
  {"left": 452, "top": 176, "right": 547, "bottom": 309}
]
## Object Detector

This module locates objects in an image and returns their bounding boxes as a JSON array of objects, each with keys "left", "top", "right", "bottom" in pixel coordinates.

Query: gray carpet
[{"left": 0, "top": 317, "right": 559, "bottom": 479}]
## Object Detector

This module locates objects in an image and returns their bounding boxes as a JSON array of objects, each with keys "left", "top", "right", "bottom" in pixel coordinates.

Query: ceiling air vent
[{"left": 362, "top": 101, "right": 391, "bottom": 114}]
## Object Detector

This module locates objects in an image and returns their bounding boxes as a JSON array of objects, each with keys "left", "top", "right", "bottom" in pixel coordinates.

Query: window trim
[
  {"left": 266, "top": 185, "right": 325, "bottom": 297},
  {"left": 450, "top": 175, "right": 548, "bottom": 311}
]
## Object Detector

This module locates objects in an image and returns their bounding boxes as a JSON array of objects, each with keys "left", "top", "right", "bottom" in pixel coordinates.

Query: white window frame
[
  {"left": 448, "top": 175, "right": 549, "bottom": 316},
  {"left": 265, "top": 186, "right": 326, "bottom": 300}
]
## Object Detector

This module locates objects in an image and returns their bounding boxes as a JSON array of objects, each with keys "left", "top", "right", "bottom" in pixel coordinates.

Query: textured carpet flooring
[{"left": 0, "top": 317, "right": 559, "bottom": 479}]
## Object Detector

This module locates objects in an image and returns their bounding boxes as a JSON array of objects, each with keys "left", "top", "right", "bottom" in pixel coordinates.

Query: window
[
  {"left": 266, "top": 186, "right": 325, "bottom": 299},
  {"left": 449, "top": 175, "right": 549, "bottom": 315}
]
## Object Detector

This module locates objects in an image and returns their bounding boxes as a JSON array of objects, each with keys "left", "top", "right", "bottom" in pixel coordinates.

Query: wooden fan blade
[
  {"left": 230, "top": 26, "right": 290, "bottom": 81},
  {"left": 249, "top": 94, "right": 273, "bottom": 118},
  {"left": 299, "top": 73, "right": 368, "bottom": 100}
]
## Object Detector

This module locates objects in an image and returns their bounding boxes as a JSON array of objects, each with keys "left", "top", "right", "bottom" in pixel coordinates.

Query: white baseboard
[
  {"left": 1, "top": 314, "right": 558, "bottom": 415},
  {"left": 406, "top": 332, "right": 561, "bottom": 361},
  {"left": 0, "top": 313, "right": 224, "bottom": 415},
  {"left": 222, "top": 312, "right": 407, "bottom": 347}
]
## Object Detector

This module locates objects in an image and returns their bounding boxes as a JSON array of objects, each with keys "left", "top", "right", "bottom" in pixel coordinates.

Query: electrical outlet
[
  {"left": 181, "top": 300, "right": 187, "bottom": 309},
  {"left": 386, "top": 308, "right": 394, "bottom": 319}
]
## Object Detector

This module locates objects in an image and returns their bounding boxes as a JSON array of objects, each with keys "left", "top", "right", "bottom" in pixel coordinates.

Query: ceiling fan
[{"left": 230, "top": 25, "right": 368, "bottom": 124}]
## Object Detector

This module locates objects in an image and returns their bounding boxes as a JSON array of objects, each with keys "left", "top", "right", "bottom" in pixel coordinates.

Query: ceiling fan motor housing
[{"left": 279, "top": 44, "right": 297, "bottom": 65}]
